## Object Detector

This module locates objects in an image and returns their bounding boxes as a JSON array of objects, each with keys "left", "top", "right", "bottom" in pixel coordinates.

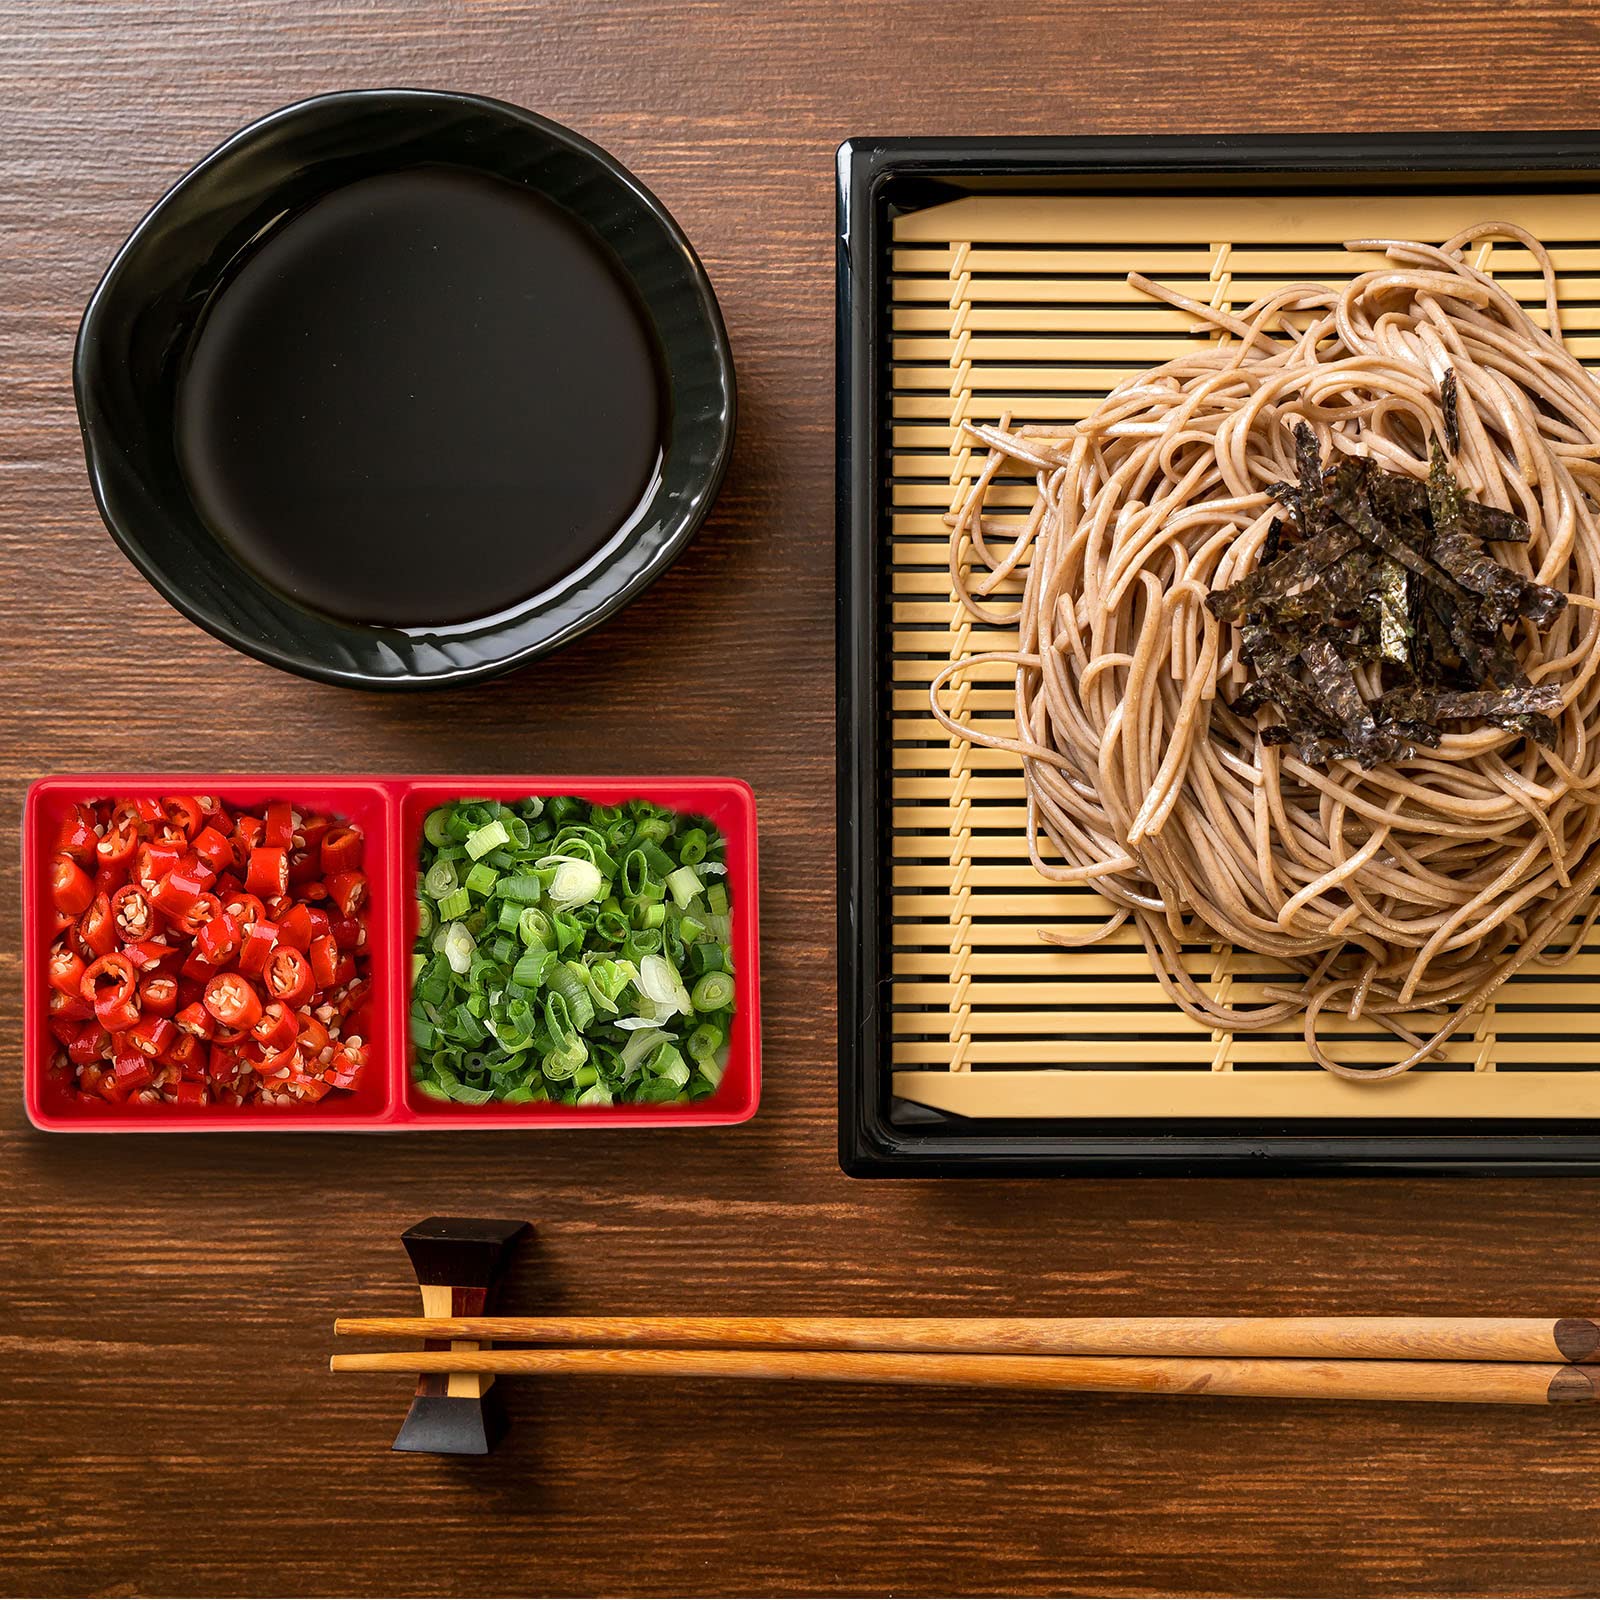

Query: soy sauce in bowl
[
  {"left": 76, "top": 90, "right": 734, "bottom": 687},
  {"left": 175, "top": 165, "right": 665, "bottom": 628}
]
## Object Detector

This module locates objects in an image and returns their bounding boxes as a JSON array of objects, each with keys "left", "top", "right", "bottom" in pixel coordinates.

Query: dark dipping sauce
[{"left": 176, "top": 166, "right": 664, "bottom": 628}]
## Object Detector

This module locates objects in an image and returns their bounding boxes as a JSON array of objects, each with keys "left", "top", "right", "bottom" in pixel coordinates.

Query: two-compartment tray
[
  {"left": 26, "top": 773, "right": 760, "bottom": 1131},
  {"left": 837, "top": 133, "right": 1600, "bottom": 1176}
]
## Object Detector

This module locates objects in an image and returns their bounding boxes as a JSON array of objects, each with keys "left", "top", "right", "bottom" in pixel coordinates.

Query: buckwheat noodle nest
[{"left": 930, "top": 224, "right": 1600, "bottom": 1079}]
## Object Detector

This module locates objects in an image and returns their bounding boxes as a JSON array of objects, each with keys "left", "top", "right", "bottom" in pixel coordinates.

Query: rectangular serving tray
[
  {"left": 837, "top": 132, "right": 1600, "bottom": 1177},
  {"left": 26, "top": 774, "right": 760, "bottom": 1132}
]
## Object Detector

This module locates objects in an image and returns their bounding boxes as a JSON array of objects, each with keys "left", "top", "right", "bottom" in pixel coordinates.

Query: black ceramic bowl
[{"left": 74, "top": 89, "right": 735, "bottom": 689}]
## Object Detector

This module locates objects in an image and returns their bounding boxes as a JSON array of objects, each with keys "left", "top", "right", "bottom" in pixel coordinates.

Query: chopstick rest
[{"left": 387, "top": 1216, "right": 530, "bottom": 1455}]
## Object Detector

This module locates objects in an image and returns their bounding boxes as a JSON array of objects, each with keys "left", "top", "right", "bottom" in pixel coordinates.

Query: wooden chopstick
[
  {"left": 332, "top": 1314, "right": 1600, "bottom": 1365},
  {"left": 328, "top": 1346, "right": 1595, "bottom": 1405}
]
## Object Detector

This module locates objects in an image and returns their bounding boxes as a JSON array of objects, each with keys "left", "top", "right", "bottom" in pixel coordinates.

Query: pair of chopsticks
[{"left": 330, "top": 1315, "right": 1600, "bottom": 1405}]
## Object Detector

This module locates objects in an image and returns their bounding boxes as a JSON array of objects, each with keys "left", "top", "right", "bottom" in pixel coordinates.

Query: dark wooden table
[{"left": 7, "top": 3, "right": 1600, "bottom": 1595}]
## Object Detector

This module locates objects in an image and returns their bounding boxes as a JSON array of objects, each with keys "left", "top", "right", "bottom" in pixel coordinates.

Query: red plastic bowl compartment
[{"left": 24, "top": 774, "right": 761, "bottom": 1133}]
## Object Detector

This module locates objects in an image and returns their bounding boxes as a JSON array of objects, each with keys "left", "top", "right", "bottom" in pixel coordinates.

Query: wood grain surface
[{"left": 7, "top": 2, "right": 1600, "bottom": 1595}]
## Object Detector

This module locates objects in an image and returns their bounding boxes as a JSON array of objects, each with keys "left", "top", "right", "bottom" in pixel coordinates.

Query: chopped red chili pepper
[
  {"left": 175, "top": 1001, "right": 216, "bottom": 1039},
  {"left": 195, "top": 909, "right": 241, "bottom": 966},
  {"left": 93, "top": 860, "right": 129, "bottom": 899},
  {"left": 112, "top": 1049, "right": 154, "bottom": 1093},
  {"left": 126, "top": 1013, "right": 176, "bottom": 1059},
  {"left": 203, "top": 971, "right": 263, "bottom": 1030},
  {"left": 175, "top": 892, "right": 223, "bottom": 936},
  {"left": 49, "top": 988, "right": 94, "bottom": 1025},
  {"left": 82, "top": 952, "right": 139, "bottom": 1031},
  {"left": 50, "top": 856, "right": 95, "bottom": 916},
  {"left": 165, "top": 1033, "right": 206, "bottom": 1076},
  {"left": 296, "top": 1013, "right": 331, "bottom": 1062},
  {"left": 150, "top": 867, "right": 206, "bottom": 920},
  {"left": 138, "top": 974, "right": 179, "bottom": 1017},
  {"left": 250, "top": 1001, "right": 299, "bottom": 1055},
  {"left": 327, "top": 1038, "right": 368, "bottom": 1089},
  {"left": 263, "top": 801, "right": 295, "bottom": 851},
  {"left": 245, "top": 844, "right": 289, "bottom": 899},
  {"left": 287, "top": 846, "right": 321, "bottom": 887},
  {"left": 318, "top": 825, "right": 365, "bottom": 876},
  {"left": 299, "top": 814, "right": 331, "bottom": 850},
  {"left": 134, "top": 840, "right": 183, "bottom": 895},
  {"left": 67, "top": 1022, "right": 109, "bottom": 1067},
  {"left": 110, "top": 883, "right": 156, "bottom": 943},
  {"left": 48, "top": 946, "right": 86, "bottom": 998},
  {"left": 308, "top": 933, "right": 341, "bottom": 989},
  {"left": 237, "top": 919, "right": 279, "bottom": 979},
  {"left": 264, "top": 946, "right": 313, "bottom": 1008},
  {"left": 162, "top": 795, "right": 205, "bottom": 839},
  {"left": 179, "top": 943, "right": 217, "bottom": 982},
  {"left": 96, "top": 814, "right": 138, "bottom": 870},
  {"left": 323, "top": 870, "right": 368, "bottom": 917},
  {"left": 276, "top": 902, "right": 314, "bottom": 952},
  {"left": 47, "top": 795, "right": 370, "bottom": 1110},
  {"left": 121, "top": 937, "right": 174, "bottom": 973},
  {"left": 76, "top": 895, "right": 118, "bottom": 960},
  {"left": 191, "top": 824, "right": 236, "bottom": 874},
  {"left": 222, "top": 891, "right": 266, "bottom": 931},
  {"left": 55, "top": 805, "right": 100, "bottom": 866}
]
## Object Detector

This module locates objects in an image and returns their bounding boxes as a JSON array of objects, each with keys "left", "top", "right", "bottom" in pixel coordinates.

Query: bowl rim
[{"left": 72, "top": 87, "right": 737, "bottom": 691}]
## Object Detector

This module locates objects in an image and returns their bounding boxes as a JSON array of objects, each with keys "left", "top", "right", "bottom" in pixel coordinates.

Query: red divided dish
[{"left": 24, "top": 775, "right": 761, "bottom": 1132}]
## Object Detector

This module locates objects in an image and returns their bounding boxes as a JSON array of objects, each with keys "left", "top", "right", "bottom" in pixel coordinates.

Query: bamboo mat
[{"left": 887, "top": 189, "right": 1600, "bottom": 1120}]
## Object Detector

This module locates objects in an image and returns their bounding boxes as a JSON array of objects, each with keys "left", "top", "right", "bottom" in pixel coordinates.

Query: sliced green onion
[
  {"left": 639, "top": 953, "right": 694, "bottom": 1016},
  {"left": 413, "top": 796, "right": 733, "bottom": 1108},
  {"left": 511, "top": 951, "right": 550, "bottom": 989},
  {"left": 541, "top": 855, "right": 605, "bottom": 909},
  {"left": 423, "top": 858, "right": 459, "bottom": 900},
  {"left": 691, "top": 970, "right": 735, "bottom": 1012},
  {"left": 685, "top": 1022, "right": 723, "bottom": 1062},
  {"left": 442, "top": 922, "right": 476, "bottom": 975},
  {"left": 436, "top": 887, "right": 471, "bottom": 923},
  {"left": 621, "top": 1026, "right": 673, "bottom": 1074},
  {"left": 665, "top": 864, "right": 704, "bottom": 907},
  {"left": 466, "top": 819, "right": 510, "bottom": 860}
]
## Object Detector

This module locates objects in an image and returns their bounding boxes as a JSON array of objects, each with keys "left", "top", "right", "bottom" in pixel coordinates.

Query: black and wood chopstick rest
[
  {"left": 335, "top": 1220, "right": 1600, "bottom": 1454},
  {"left": 387, "top": 1215, "right": 530, "bottom": 1455}
]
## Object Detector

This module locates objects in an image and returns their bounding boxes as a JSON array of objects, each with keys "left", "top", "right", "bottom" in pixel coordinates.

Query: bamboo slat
[{"left": 883, "top": 189, "right": 1600, "bottom": 1118}]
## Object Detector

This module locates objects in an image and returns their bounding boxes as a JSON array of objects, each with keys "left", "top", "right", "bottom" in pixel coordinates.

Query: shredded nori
[
  {"left": 1442, "top": 368, "right": 1460, "bottom": 456},
  {"left": 1208, "top": 420, "right": 1569, "bottom": 768}
]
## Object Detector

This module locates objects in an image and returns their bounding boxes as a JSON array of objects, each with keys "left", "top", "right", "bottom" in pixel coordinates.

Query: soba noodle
[{"left": 931, "top": 225, "right": 1600, "bottom": 1079}]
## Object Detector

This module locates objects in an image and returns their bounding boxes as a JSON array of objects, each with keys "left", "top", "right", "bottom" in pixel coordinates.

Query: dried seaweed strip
[
  {"left": 1430, "top": 531, "right": 1525, "bottom": 628},
  {"left": 1294, "top": 423, "right": 1326, "bottom": 526},
  {"left": 1423, "top": 684, "right": 1563, "bottom": 720},
  {"left": 1442, "top": 368, "right": 1460, "bottom": 455},
  {"left": 1330, "top": 471, "right": 1467, "bottom": 600},
  {"left": 1213, "top": 420, "right": 1572, "bottom": 767},
  {"left": 1205, "top": 524, "right": 1360, "bottom": 623},
  {"left": 1460, "top": 501, "right": 1529, "bottom": 544}
]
